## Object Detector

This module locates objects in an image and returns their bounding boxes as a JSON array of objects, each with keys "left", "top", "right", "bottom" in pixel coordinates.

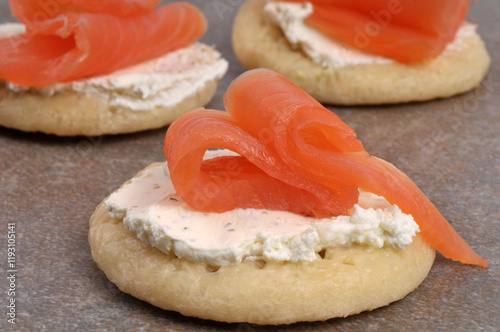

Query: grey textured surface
[{"left": 0, "top": 0, "right": 499, "bottom": 331}]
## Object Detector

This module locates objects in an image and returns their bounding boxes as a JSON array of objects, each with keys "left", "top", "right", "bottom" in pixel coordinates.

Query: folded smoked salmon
[
  {"left": 232, "top": 0, "right": 490, "bottom": 105},
  {"left": 164, "top": 68, "right": 488, "bottom": 268},
  {"left": 277, "top": 0, "right": 470, "bottom": 63},
  {"left": 0, "top": 0, "right": 207, "bottom": 87}
]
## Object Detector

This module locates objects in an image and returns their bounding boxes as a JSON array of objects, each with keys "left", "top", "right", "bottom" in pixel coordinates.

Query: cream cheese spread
[
  {"left": 264, "top": 1, "right": 478, "bottom": 67},
  {"left": 0, "top": 23, "right": 228, "bottom": 111},
  {"left": 105, "top": 150, "right": 420, "bottom": 266},
  {"left": 0, "top": 22, "right": 26, "bottom": 37}
]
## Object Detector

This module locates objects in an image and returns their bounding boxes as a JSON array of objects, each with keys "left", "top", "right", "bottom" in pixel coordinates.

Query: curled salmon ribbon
[
  {"left": 165, "top": 69, "right": 487, "bottom": 267},
  {"left": 0, "top": 0, "right": 206, "bottom": 87},
  {"left": 280, "top": 0, "right": 470, "bottom": 63}
]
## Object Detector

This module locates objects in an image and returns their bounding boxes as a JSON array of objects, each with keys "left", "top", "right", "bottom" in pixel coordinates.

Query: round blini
[
  {"left": 232, "top": 0, "right": 491, "bottom": 105},
  {"left": 0, "top": 75, "right": 220, "bottom": 137},
  {"left": 88, "top": 163, "right": 436, "bottom": 325}
]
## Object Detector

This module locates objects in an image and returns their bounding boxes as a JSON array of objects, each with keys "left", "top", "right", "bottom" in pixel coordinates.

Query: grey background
[{"left": 0, "top": 0, "right": 499, "bottom": 331}]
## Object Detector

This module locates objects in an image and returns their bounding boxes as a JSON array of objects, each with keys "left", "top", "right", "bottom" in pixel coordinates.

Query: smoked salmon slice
[
  {"left": 10, "top": 0, "right": 162, "bottom": 20},
  {"left": 164, "top": 68, "right": 488, "bottom": 267},
  {"left": 0, "top": 1, "right": 207, "bottom": 87},
  {"left": 279, "top": 0, "right": 470, "bottom": 63}
]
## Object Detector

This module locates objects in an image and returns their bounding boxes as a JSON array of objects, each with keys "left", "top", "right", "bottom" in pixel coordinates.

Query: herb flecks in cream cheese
[{"left": 105, "top": 150, "right": 420, "bottom": 266}]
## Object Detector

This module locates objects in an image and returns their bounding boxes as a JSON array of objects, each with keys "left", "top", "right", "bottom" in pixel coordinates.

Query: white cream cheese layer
[
  {"left": 0, "top": 22, "right": 26, "bottom": 37},
  {"left": 264, "top": 1, "right": 478, "bottom": 68},
  {"left": 105, "top": 150, "right": 419, "bottom": 266},
  {"left": 0, "top": 23, "right": 228, "bottom": 111}
]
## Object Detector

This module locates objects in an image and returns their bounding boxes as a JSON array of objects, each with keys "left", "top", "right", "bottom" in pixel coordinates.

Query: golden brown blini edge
[
  {"left": 88, "top": 163, "right": 436, "bottom": 325},
  {"left": 0, "top": 76, "right": 220, "bottom": 136},
  {"left": 232, "top": 0, "right": 491, "bottom": 105}
]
